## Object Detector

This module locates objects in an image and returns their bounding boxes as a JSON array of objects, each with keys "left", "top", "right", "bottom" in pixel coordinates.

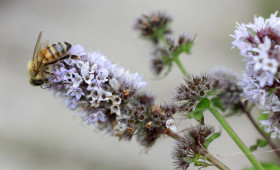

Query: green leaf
[
  {"left": 187, "top": 98, "right": 209, "bottom": 122},
  {"left": 204, "top": 131, "right": 221, "bottom": 148},
  {"left": 196, "top": 98, "right": 210, "bottom": 111},
  {"left": 181, "top": 41, "right": 194, "bottom": 54},
  {"left": 172, "top": 35, "right": 196, "bottom": 57},
  {"left": 182, "top": 35, "right": 196, "bottom": 54},
  {"left": 149, "top": 25, "right": 171, "bottom": 44},
  {"left": 243, "top": 162, "right": 280, "bottom": 170},
  {"left": 249, "top": 144, "right": 258, "bottom": 152},
  {"left": 249, "top": 139, "right": 269, "bottom": 152},
  {"left": 188, "top": 110, "right": 203, "bottom": 121},
  {"left": 194, "top": 161, "right": 211, "bottom": 167},
  {"left": 188, "top": 110, "right": 195, "bottom": 119},
  {"left": 159, "top": 60, "right": 173, "bottom": 78},
  {"left": 268, "top": 87, "right": 275, "bottom": 96},
  {"left": 211, "top": 98, "right": 225, "bottom": 112},
  {"left": 194, "top": 111, "right": 203, "bottom": 121},
  {"left": 257, "top": 139, "right": 268, "bottom": 147},
  {"left": 258, "top": 113, "right": 269, "bottom": 121}
]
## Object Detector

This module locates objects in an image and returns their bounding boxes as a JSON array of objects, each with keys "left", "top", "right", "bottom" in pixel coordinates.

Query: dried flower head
[
  {"left": 134, "top": 91, "right": 155, "bottom": 106},
  {"left": 149, "top": 34, "right": 193, "bottom": 76},
  {"left": 135, "top": 12, "right": 173, "bottom": 44},
  {"left": 134, "top": 103, "right": 177, "bottom": 147},
  {"left": 209, "top": 67, "right": 243, "bottom": 109},
  {"left": 172, "top": 125, "right": 214, "bottom": 170},
  {"left": 174, "top": 74, "right": 213, "bottom": 112},
  {"left": 166, "top": 34, "right": 193, "bottom": 53},
  {"left": 150, "top": 48, "right": 170, "bottom": 75}
]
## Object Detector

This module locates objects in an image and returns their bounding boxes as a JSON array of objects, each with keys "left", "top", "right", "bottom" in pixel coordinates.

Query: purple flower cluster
[
  {"left": 232, "top": 12, "right": 280, "bottom": 138},
  {"left": 49, "top": 45, "right": 146, "bottom": 132},
  {"left": 47, "top": 45, "right": 177, "bottom": 144}
]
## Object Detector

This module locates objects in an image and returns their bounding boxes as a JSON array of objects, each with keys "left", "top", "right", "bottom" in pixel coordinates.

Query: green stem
[
  {"left": 209, "top": 103, "right": 264, "bottom": 170},
  {"left": 159, "top": 35, "right": 168, "bottom": 46},
  {"left": 173, "top": 56, "right": 188, "bottom": 77},
  {"left": 205, "top": 153, "right": 230, "bottom": 170},
  {"left": 158, "top": 35, "right": 188, "bottom": 77}
]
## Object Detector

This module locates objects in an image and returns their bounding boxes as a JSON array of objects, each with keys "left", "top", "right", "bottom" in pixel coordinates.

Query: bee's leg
[
  {"left": 70, "top": 55, "right": 79, "bottom": 59},
  {"left": 43, "top": 70, "right": 55, "bottom": 76}
]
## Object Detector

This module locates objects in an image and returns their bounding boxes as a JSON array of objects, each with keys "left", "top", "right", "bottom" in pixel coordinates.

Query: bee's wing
[
  {"left": 35, "top": 39, "right": 49, "bottom": 72},
  {"left": 32, "top": 31, "right": 49, "bottom": 75},
  {"left": 39, "top": 40, "right": 49, "bottom": 49},
  {"left": 32, "top": 31, "right": 42, "bottom": 62}
]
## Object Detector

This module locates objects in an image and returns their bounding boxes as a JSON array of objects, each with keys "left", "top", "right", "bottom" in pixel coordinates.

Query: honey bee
[{"left": 27, "top": 31, "right": 72, "bottom": 86}]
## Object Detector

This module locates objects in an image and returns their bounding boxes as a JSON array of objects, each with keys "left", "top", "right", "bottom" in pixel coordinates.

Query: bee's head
[
  {"left": 27, "top": 61, "right": 45, "bottom": 86},
  {"left": 30, "top": 79, "right": 44, "bottom": 86}
]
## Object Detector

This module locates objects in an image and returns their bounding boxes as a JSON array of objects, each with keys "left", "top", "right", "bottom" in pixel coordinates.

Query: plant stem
[
  {"left": 205, "top": 153, "right": 230, "bottom": 170},
  {"left": 173, "top": 56, "right": 188, "bottom": 77},
  {"left": 165, "top": 129, "right": 182, "bottom": 140},
  {"left": 158, "top": 35, "right": 188, "bottom": 77},
  {"left": 165, "top": 129, "right": 230, "bottom": 170},
  {"left": 209, "top": 103, "right": 264, "bottom": 170},
  {"left": 159, "top": 35, "right": 168, "bottom": 46},
  {"left": 238, "top": 102, "right": 280, "bottom": 159}
]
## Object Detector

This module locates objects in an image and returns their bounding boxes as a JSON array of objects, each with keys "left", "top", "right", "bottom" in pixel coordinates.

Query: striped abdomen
[{"left": 39, "top": 42, "right": 71, "bottom": 64}]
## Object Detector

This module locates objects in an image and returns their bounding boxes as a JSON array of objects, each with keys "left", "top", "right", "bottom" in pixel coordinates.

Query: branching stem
[
  {"left": 159, "top": 35, "right": 188, "bottom": 77},
  {"left": 209, "top": 103, "right": 264, "bottom": 170},
  {"left": 173, "top": 56, "right": 188, "bottom": 77}
]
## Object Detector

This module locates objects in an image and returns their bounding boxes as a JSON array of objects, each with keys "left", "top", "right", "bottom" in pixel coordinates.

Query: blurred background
[{"left": 0, "top": 0, "right": 280, "bottom": 169}]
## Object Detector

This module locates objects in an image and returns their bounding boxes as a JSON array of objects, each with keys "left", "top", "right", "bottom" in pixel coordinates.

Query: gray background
[{"left": 0, "top": 0, "right": 279, "bottom": 169}]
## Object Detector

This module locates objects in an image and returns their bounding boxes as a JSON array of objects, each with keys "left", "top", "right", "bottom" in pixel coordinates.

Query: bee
[{"left": 27, "top": 31, "right": 72, "bottom": 86}]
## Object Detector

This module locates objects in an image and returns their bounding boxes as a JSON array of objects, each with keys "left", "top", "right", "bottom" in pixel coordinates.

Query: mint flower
[
  {"left": 260, "top": 113, "right": 280, "bottom": 138},
  {"left": 232, "top": 12, "right": 280, "bottom": 138},
  {"left": 46, "top": 44, "right": 178, "bottom": 146},
  {"left": 232, "top": 12, "right": 280, "bottom": 88},
  {"left": 48, "top": 44, "right": 147, "bottom": 134}
]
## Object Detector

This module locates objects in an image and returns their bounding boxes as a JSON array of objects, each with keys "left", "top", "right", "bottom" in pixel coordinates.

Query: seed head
[
  {"left": 135, "top": 12, "right": 173, "bottom": 44},
  {"left": 172, "top": 125, "right": 214, "bottom": 170},
  {"left": 174, "top": 74, "right": 213, "bottom": 112},
  {"left": 210, "top": 67, "right": 243, "bottom": 110}
]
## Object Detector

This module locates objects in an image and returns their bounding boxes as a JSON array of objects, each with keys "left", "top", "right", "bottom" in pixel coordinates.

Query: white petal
[
  {"left": 109, "top": 78, "right": 120, "bottom": 89},
  {"left": 169, "top": 124, "right": 177, "bottom": 133},
  {"left": 271, "top": 132, "right": 277, "bottom": 138}
]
